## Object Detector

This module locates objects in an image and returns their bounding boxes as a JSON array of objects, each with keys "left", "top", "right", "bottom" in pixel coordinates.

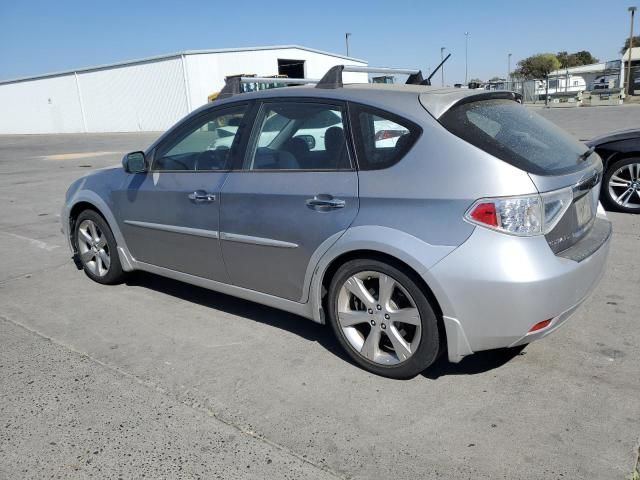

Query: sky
[{"left": 0, "top": 0, "right": 635, "bottom": 84}]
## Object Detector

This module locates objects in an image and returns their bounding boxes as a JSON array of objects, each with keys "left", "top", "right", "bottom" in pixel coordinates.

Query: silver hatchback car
[{"left": 62, "top": 67, "right": 611, "bottom": 379}]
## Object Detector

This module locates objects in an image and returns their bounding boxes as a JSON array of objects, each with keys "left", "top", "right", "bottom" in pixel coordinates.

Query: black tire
[
  {"left": 601, "top": 157, "right": 640, "bottom": 213},
  {"left": 74, "top": 209, "right": 125, "bottom": 285},
  {"left": 327, "top": 259, "right": 442, "bottom": 379}
]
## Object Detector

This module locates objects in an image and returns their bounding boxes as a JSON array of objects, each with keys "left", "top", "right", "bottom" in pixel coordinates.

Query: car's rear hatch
[{"left": 426, "top": 92, "right": 604, "bottom": 255}]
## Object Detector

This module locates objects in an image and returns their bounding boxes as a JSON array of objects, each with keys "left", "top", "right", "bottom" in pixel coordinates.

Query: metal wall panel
[
  {"left": 0, "top": 48, "right": 367, "bottom": 134},
  {"left": 0, "top": 74, "right": 85, "bottom": 134},
  {"left": 78, "top": 57, "right": 188, "bottom": 132}
]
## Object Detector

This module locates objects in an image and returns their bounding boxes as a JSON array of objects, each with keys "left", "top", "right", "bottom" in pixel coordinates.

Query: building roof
[
  {"left": 622, "top": 48, "right": 640, "bottom": 62},
  {"left": 0, "top": 45, "right": 367, "bottom": 85},
  {"left": 549, "top": 62, "right": 607, "bottom": 76}
]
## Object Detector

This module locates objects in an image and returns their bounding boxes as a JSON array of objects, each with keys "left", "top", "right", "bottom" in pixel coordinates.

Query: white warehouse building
[{"left": 0, "top": 45, "right": 368, "bottom": 134}]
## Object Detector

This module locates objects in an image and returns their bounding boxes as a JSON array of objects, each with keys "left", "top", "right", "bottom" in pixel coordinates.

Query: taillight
[
  {"left": 465, "top": 187, "right": 573, "bottom": 236},
  {"left": 374, "top": 130, "right": 403, "bottom": 141},
  {"left": 469, "top": 202, "right": 498, "bottom": 227},
  {"left": 528, "top": 319, "right": 552, "bottom": 333}
]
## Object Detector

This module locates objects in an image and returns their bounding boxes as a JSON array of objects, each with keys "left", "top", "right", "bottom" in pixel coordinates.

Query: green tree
[
  {"left": 621, "top": 35, "right": 640, "bottom": 54},
  {"left": 556, "top": 51, "right": 570, "bottom": 68},
  {"left": 513, "top": 53, "right": 561, "bottom": 79},
  {"left": 469, "top": 78, "right": 483, "bottom": 84},
  {"left": 556, "top": 50, "right": 598, "bottom": 68},
  {"left": 572, "top": 50, "right": 598, "bottom": 65}
]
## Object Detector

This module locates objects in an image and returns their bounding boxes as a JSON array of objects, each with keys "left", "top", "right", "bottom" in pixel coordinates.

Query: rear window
[{"left": 439, "top": 99, "right": 587, "bottom": 175}]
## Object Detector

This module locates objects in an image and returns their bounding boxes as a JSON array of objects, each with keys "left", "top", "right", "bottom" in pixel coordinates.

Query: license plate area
[
  {"left": 545, "top": 183, "right": 600, "bottom": 255},
  {"left": 575, "top": 193, "right": 594, "bottom": 228}
]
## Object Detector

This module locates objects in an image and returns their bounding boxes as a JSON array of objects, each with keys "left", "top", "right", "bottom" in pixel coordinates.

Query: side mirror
[
  {"left": 123, "top": 151, "right": 147, "bottom": 173},
  {"left": 295, "top": 134, "right": 316, "bottom": 150}
]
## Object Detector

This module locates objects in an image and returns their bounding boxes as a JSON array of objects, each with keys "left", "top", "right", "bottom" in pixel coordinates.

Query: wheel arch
[
  {"left": 317, "top": 248, "right": 449, "bottom": 360},
  {"left": 598, "top": 147, "right": 640, "bottom": 171},
  {"left": 320, "top": 249, "right": 444, "bottom": 317},
  {"left": 66, "top": 192, "right": 135, "bottom": 271}
]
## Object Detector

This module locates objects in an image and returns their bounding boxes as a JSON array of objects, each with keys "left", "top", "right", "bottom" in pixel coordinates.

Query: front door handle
[
  {"left": 188, "top": 190, "right": 216, "bottom": 203},
  {"left": 306, "top": 194, "right": 346, "bottom": 211}
]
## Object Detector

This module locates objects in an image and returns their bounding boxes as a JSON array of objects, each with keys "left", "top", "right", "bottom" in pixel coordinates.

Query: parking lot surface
[{"left": 1, "top": 106, "right": 639, "bottom": 479}]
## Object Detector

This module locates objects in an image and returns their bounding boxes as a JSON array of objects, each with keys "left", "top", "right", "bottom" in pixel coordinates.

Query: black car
[{"left": 587, "top": 129, "right": 640, "bottom": 213}]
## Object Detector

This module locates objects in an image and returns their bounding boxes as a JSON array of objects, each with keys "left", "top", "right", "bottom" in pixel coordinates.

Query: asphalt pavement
[{"left": 1, "top": 106, "right": 639, "bottom": 479}]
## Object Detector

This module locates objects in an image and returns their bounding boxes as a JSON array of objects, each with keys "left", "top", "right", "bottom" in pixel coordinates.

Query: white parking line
[{"left": 0, "top": 231, "right": 60, "bottom": 251}]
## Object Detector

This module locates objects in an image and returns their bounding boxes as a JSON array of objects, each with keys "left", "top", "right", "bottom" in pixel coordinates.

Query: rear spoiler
[{"left": 423, "top": 91, "right": 523, "bottom": 119}]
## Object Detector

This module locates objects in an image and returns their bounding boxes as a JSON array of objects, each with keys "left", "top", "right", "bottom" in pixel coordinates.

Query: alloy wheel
[
  {"left": 336, "top": 271, "right": 422, "bottom": 365},
  {"left": 608, "top": 162, "right": 640, "bottom": 209},
  {"left": 77, "top": 219, "right": 111, "bottom": 277}
]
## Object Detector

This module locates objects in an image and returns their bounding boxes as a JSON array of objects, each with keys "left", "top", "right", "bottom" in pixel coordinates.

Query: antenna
[{"left": 425, "top": 53, "right": 452, "bottom": 86}]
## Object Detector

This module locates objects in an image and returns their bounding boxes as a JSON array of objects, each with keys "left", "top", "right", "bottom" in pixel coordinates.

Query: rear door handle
[
  {"left": 188, "top": 190, "right": 216, "bottom": 202},
  {"left": 306, "top": 195, "right": 346, "bottom": 210}
]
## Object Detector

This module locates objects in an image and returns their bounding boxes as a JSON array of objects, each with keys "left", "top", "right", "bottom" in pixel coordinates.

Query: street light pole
[
  {"left": 508, "top": 53, "right": 512, "bottom": 83},
  {"left": 345, "top": 33, "right": 352, "bottom": 57},
  {"left": 626, "top": 7, "right": 637, "bottom": 95},
  {"left": 464, "top": 32, "right": 469, "bottom": 84},
  {"left": 441, "top": 47, "right": 446, "bottom": 87}
]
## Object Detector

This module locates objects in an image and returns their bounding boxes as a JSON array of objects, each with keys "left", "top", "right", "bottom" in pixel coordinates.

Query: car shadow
[
  {"left": 124, "top": 271, "right": 352, "bottom": 364},
  {"left": 125, "top": 271, "right": 526, "bottom": 380},
  {"left": 422, "top": 345, "right": 527, "bottom": 379}
]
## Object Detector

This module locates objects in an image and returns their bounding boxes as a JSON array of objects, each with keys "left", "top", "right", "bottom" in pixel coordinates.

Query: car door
[
  {"left": 114, "top": 103, "right": 249, "bottom": 281},
  {"left": 220, "top": 99, "right": 359, "bottom": 302}
]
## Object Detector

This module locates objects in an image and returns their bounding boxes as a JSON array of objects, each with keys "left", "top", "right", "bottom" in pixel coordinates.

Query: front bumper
[
  {"left": 60, "top": 203, "right": 73, "bottom": 253},
  {"left": 429, "top": 216, "right": 611, "bottom": 362}
]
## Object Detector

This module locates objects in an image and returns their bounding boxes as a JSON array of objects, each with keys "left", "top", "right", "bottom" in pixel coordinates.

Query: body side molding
[{"left": 124, "top": 220, "right": 219, "bottom": 239}]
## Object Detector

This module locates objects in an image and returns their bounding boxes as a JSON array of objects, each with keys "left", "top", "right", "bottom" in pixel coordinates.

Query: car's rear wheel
[
  {"left": 327, "top": 259, "right": 441, "bottom": 379},
  {"left": 74, "top": 210, "right": 125, "bottom": 285},
  {"left": 602, "top": 157, "right": 640, "bottom": 213}
]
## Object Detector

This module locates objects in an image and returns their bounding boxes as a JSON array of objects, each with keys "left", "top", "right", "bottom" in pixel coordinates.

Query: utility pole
[
  {"left": 508, "top": 53, "right": 512, "bottom": 83},
  {"left": 464, "top": 32, "right": 469, "bottom": 84},
  {"left": 345, "top": 33, "right": 352, "bottom": 57},
  {"left": 441, "top": 47, "right": 446, "bottom": 87},
  {"left": 626, "top": 7, "right": 637, "bottom": 95}
]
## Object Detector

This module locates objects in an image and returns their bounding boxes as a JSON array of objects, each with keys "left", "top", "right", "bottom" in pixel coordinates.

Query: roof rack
[
  {"left": 218, "top": 76, "right": 319, "bottom": 99},
  {"left": 316, "top": 65, "right": 425, "bottom": 88},
  {"left": 216, "top": 54, "right": 452, "bottom": 100}
]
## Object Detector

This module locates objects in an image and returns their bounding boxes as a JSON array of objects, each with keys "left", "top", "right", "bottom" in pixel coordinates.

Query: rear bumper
[{"left": 429, "top": 216, "right": 611, "bottom": 362}]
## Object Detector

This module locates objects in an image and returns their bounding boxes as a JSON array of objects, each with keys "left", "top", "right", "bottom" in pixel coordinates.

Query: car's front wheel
[
  {"left": 602, "top": 157, "right": 640, "bottom": 213},
  {"left": 74, "top": 209, "right": 125, "bottom": 285},
  {"left": 327, "top": 259, "right": 441, "bottom": 379}
]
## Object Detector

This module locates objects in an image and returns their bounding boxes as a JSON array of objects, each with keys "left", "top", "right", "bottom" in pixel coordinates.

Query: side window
[
  {"left": 350, "top": 105, "right": 421, "bottom": 170},
  {"left": 153, "top": 105, "right": 247, "bottom": 171},
  {"left": 246, "top": 102, "right": 351, "bottom": 171}
]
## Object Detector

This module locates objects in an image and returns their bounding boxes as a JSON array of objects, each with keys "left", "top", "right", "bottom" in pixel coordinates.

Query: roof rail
[
  {"left": 316, "top": 65, "right": 425, "bottom": 89},
  {"left": 217, "top": 76, "right": 319, "bottom": 100}
]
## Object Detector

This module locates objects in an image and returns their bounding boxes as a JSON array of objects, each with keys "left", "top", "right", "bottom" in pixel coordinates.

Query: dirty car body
[{"left": 62, "top": 80, "right": 611, "bottom": 378}]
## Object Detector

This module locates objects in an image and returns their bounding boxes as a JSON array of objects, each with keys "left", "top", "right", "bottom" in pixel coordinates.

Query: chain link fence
[{"left": 483, "top": 80, "right": 541, "bottom": 103}]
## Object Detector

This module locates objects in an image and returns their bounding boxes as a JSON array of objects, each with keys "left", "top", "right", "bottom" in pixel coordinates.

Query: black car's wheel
[
  {"left": 74, "top": 210, "right": 125, "bottom": 285},
  {"left": 327, "top": 259, "right": 442, "bottom": 379},
  {"left": 602, "top": 157, "right": 640, "bottom": 213}
]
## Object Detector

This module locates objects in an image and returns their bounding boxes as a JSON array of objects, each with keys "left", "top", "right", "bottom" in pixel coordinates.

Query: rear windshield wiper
[{"left": 578, "top": 146, "right": 595, "bottom": 161}]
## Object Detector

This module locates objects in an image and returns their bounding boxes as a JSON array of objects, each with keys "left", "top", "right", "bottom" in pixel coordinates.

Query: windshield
[{"left": 439, "top": 99, "right": 588, "bottom": 175}]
